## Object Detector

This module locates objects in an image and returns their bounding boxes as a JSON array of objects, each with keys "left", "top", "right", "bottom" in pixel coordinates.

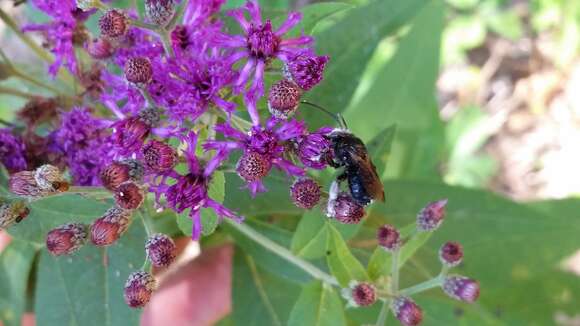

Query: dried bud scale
[
  {"left": 443, "top": 275, "right": 480, "bottom": 303},
  {"left": 114, "top": 182, "right": 144, "bottom": 210},
  {"left": 145, "top": 233, "right": 176, "bottom": 267},
  {"left": 417, "top": 199, "right": 448, "bottom": 232},
  {"left": 99, "top": 9, "right": 128, "bottom": 38},
  {"left": 0, "top": 199, "right": 30, "bottom": 229},
  {"left": 46, "top": 223, "right": 88, "bottom": 256},
  {"left": 391, "top": 296, "right": 423, "bottom": 326},
  {"left": 145, "top": 0, "right": 175, "bottom": 26},
  {"left": 439, "top": 241, "right": 463, "bottom": 267},
  {"left": 90, "top": 207, "right": 132, "bottom": 246},
  {"left": 377, "top": 224, "right": 401, "bottom": 252},
  {"left": 124, "top": 57, "right": 153, "bottom": 85},
  {"left": 124, "top": 271, "right": 156, "bottom": 308},
  {"left": 268, "top": 79, "right": 302, "bottom": 119},
  {"left": 290, "top": 178, "right": 321, "bottom": 209},
  {"left": 34, "top": 164, "right": 68, "bottom": 191}
]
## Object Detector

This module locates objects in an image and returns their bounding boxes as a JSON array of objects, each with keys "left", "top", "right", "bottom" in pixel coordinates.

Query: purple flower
[
  {"left": 51, "top": 107, "right": 114, "bottom": 186},
  {"left": 205, "top": 117, "right": 305, "bottom": 196},
  {"left": 111, "top": 107, "right": 161, "bottom": 155},
  {"left": 149, "top": 132, "right": 242, "bottom": 240},
  {"left": 24, "top": 0, "right": 89, "bottom": 76},
  {"left": 163, "top": 53, "right": 237, "bottom": 122},
  {"left": 171, "top": 0, "right": 224, "bottom": 54},
  {"left": 295, "top": 127, "right": 333, "bottom": 169},
  {"left": 0, "top": 129, "right": 27, "bottom": 173},
  {"left": 215, "top": 0, "right": 313, "bottom": 125},
  {"left": 284, "top": 50, "right": 329, "bottom": 91}
]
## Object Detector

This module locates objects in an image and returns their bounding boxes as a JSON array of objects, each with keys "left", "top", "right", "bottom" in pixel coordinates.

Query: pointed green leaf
[
  {"left": 288, "top": 281, "right": 347, "bottom": 326},
  {"left": 326, "top": 224, "right": 368, "bottom": 286},
  {"left": 35, "top": 217, "right": 146, "bottom": 326},
  {"left": 366, "top": 124, "right": 397, "bottom": 178},
  {"left": 0, "top": 239, "right": 37, "bottom": 326},
  {"left": 291, "top": 211, "right": 329, "bottom": 259}
]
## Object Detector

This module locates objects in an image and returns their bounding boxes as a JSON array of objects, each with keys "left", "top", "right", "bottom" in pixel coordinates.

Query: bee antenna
[{"left": 300, "top": 101, "right": 348, "bottom": 129}]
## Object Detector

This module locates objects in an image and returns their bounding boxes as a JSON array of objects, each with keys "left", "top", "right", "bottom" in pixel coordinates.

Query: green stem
[
  {"left": 391, "top": 249, "right": 400, "bottom": 294},
  {"left": 399, "top": 275, "right": 444, "bottom": 296},
  {"left": 0, "top": 86, "right": 37, "bottom": 99},
  {"left": 159, "top": 28, "right": 175, "bottom": 58},
  {"left": 376, "top": 299, "right": 391, "bottom": 326},
  {"left": 224, "top": 219, "right": 339, "bottom": 286}
]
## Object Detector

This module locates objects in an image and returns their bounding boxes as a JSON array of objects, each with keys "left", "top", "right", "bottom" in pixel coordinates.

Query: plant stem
[
  {"left": 223, "top": 219, "right": 339, "bottom": 286},
  {"left": 376, "top": 299, "right": 391, "bottom": 326},
  {"left": 158, "top": 28, "right": 175, "bottom": 58},
  {"left": 11, "top": 68, "right": 62, "bottom": 94},
  {"left": 0, "top": 86, "right": 37, "bottom": 99},
  {"left": 399, "top": 275, "right": 444, "bottom": 296},
  {"left": 391, "top": 249, "right": 400, "bottom": 294}
]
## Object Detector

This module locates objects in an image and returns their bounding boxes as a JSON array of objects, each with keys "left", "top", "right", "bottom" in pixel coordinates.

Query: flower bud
[
  {"left": 124, "top": 271, "right": 156, "bottom": 308},
  {"left": 416, "top": 199, "right": 448, "bottom": 232},
  {"left": 34, "top": 164, "right": 68, "bottom": 192},
  {"left": 290, "top": 178, "right": 321, "bottom": 209},
  {"left": 99, "top": 9, "right": 128, "bottom": 38},
  {"left": 0, "top": 199, "right": 30, "bottom": 229},
  {"left": 112, "top": 117, "right": 152, "bottom": 154},
  {"left": 391, "top": 296, "right": 423, "bottom": 326},
  {"left": 114, "top": 182, "right": 144, "bottom": 210},
  {"left": 342, "top": 282, "right": 377, "bottom": 307},
  {"left": 439, "top": 241, "right": 463, "bottom": 267},
  {"left": 46, "top": 223, "right": 88, "bottom": 256},
  {"left": 142, "top": 140, "right": 178, "bottom": 173},
  {"left": 9, "top": 171, "right": 50, "bottom": 198},
  {"left": 145, "top": 0, "right": 175, "bottom": 26},
  {"left": 268, "top": 79, "right": 302, "bottom": 119},
  {"left": 145, "top": 233, "right": 176, "bottom": 267},
  {"left": 90, "top": 207, "right": 132, "bottom": 246},
  {"left": 296, "top": 130, "right": 332, "bottom": 170},
  {"left": 285, "top": 53, "right": 329, "bottom": 91},
  {"left": 236, "top": 151, "right": 271, "bottom": 182},
  {"left": 87, "top": 38, "right": 114, "bottom": 60},
  {"left": 124, "top": 57, "right": 153, "bottom": 85},
  {"left": 377, "top": 224, "right": 401, "bottom": 252},
  {"left": 327, "top": 194, "right": 365, "bottom": 224},
  {"left": 442, "top": 275, "right": 480, "bottom": 303},
  {"left": 100, "top": 160, "right": 144, "bottom": 191}
]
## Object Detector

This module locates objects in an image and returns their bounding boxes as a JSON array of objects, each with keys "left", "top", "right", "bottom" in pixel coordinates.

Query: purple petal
[{"left": 276, "top": 12, "right": 302, "bottom": 36}]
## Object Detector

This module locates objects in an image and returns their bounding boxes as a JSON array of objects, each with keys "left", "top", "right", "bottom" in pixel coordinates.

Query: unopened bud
[
  {"left": 145, "top": 233, "right": 176, "bottom": 267},
  {"left": 87, "top": 38, "right": 115, "bottom": 60},
  {"left": 342, "top": 281, "right": 377, "bottom": 307},
  {"left": 99, "top": 9, "right": 128, "bottom": 38},
  {"left": 377, "top": 224, "right": 401, "bottom": 252},
  {"left": 124, "top": 271, "right": 156, "bottom": 308},
  {"left": 442, "top": 275, "right": 480, "bottom": 303},
  {"left": 439, "top": 241, "right": 463, "bottom": 267},
  {"left": 34, "top": 164, "right": 68, "bottom": 192},
  {"left": 114, "top": 182, "right": 144, "bottom": 210},
  {"left": 142, "top": 140, "right": 178, "bottom": 173},
  {"left": 124, "top": 57, "right": 153, "bottom": 85},
  {"left": 236, "top": 151, "right": 271, "bottom": 182},
  {"left": 90, "top": 207, "right": 132, "bottom": 246},
  {"left": 391, "top": 296, "right": 423, "bottom": 326},
  {"left": 0, "top": 199, "right": 30, "bottom": 229},
  {"left": 100, "top": 159, "right": 144, "bottom": 191},
  {"left": 145, "top": 0, "right": 175, "bottom": 26},
  {"left": 9, "top": 170, "right": 59, "bottom": 198},
  {"left": 290, "top": 178, "right": 321, "bottom": 209},
  {"left": 417, "top": 199, "right": 448, "bottom": 232},
  {"left": 46, "top": 223, "right": 88, "bottom": 256},
  {"left": 268, "top": 79, "right": 302, "bottom": 119},
  {"left": 327, "top": 194, "right": 365, "bottom": 224}
]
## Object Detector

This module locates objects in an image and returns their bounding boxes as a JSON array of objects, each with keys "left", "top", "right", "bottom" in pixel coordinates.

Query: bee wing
[{"left": 350, "top": 154, "right": 385, "bottom": 203}]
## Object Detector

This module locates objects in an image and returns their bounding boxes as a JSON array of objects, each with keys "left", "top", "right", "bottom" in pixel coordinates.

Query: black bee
[{"left": 302, "top": 101, "right": 385, "bottom": 206}]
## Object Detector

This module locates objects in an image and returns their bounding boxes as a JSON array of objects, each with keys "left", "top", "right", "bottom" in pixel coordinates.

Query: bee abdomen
[{"left": 348, "top": 174, "right": 372, "bottom": 206}]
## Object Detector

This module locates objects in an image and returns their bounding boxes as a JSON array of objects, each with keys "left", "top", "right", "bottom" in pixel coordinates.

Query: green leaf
[
  {"left": 287, "top": 281, "right": 347, "bottom": 326},
  {"left": 343, "top": 1, "right": 445, "bottom": 180},
  {"left": 276, "top": 2, "right": 354, "bottom": 38},
  {"left": 176, "top": 171, "right": 225, "bottom": 237},
  {"left": 326, "top": 223, "right": 368, "bottom": 286},
  {"left": 34, "top": 219, "right": 146, "bottom": 326},
  {"left": 8, "top": 195, "right": 110, "bottom": 244},
  {"left": 304, "top": 0, "right": 431, "bottom": 125},
  {"left": 366, "top": 124, "right": 397, "bottom": 178},
  {"left": 291, "top": 211, "right": 329, "bottom": 259},
  {"left": 0, "top": 239, "right": 37, "bottom": 326},
  {"left": 232, "top": 251, "right": 301, "bottom": 326}
]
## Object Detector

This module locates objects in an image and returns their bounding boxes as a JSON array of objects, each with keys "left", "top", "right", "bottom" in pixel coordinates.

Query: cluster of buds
[
  {"left": 342, "top": 199, "right": 480, "bottom": 326},
  {"left": 8, "top": 164, "right": 69, "bottom": 199}
]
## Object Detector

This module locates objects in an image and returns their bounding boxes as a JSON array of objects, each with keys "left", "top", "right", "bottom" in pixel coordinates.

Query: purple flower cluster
[{"left": 7, "top": 0, "right": 332, "bottom": 240}]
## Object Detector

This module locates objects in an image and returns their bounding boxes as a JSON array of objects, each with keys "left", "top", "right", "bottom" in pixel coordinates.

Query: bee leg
[{"left": 326, "top": 181, "right": 340, "bottom": 218}]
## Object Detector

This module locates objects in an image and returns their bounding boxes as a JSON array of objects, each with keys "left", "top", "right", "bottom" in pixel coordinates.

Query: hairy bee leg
[{"left": 326, "top": 181, "right": 340, "bottom": 218}]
